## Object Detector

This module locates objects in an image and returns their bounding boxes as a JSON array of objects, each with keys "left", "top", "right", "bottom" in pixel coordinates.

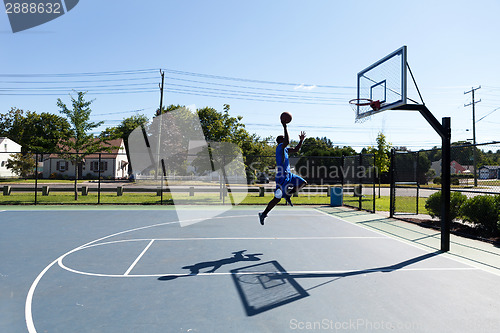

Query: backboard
[{"left": 355, "top": 46, "right": 407, "bottom": 120}]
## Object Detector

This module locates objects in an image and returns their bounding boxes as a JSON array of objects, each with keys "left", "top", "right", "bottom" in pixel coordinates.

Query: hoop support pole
[{"left": 393, "top": 104, "right": 451, "bottom": 252}]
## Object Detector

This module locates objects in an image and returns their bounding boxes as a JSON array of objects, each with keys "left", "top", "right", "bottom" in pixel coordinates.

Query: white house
[
  {"left": 43, "top": 138, "right": 129, "bottom": 179},
  {"left": 430, "top": 159, "right": 475, "bottom": 177},
  {"left": 479, "top": 166, "right": 500, "bottom": 180},
  {"left": 0, "top": 137, "right": 22, "bottom": 178}
]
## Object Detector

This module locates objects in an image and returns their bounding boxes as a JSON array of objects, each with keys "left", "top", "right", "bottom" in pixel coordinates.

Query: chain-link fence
[
  {"left": 390, "top": 141, "right": 500, "bottom": 220},
  {"left": 0, "top": 149, "right": 378, "bottom": 210}
]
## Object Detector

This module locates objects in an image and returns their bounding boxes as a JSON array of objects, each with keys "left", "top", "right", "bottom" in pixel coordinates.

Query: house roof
[
  {"left": 48, "top": 138, "right": 125, "bottom": 159},
  {"left": 0, "top": 137, "right": 21, "bottom": 146},
  {"left": 479, "top": 165, "right": 500, "bottom": 170},
  {"left": 451, "top": 160, "right": 466, "bottom": 172}
]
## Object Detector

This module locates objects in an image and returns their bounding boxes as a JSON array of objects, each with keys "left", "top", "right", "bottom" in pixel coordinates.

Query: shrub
[
  {"left": 460, "top": 195, "right": 500, "bottom": 234},
  {"left": 433, "top": 176, "right": 459, "bottom": 185},
  {"left": 49, "top": 172, "right": 62, "bottom": 179},
  {"left": 497, "top": 195, "right": 500, "bottom": 232},
  {"left": 424, "top": 191, "right": 467, "bottom": 221}
]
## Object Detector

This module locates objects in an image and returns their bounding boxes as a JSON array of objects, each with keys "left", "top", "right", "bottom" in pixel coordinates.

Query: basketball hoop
[
  {"left": 349, "top": 98, "right": 381, "bottom": 112},
  {"left": 349, "top": 98, "right": 381, "bottom": 122}
]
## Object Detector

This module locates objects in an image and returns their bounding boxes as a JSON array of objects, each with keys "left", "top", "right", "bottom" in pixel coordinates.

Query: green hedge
[
  {"left": 425, "top": 192, "right": 500, "bottom": 234},
  {"left": 424, "top": 191, "right": 467, "bottom": 221},
  {"left": 460, "top": 195, "right": 500, "bottom": 233}
]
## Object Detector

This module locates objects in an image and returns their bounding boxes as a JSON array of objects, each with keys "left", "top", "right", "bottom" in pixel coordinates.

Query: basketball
[{"left": 280, "top": 112, "right": 292, "bottom": 124}]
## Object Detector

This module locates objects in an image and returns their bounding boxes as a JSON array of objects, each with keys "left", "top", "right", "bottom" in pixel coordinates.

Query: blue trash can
[{"left": 330, "top": 187, "right": 343, "bottom": 207}]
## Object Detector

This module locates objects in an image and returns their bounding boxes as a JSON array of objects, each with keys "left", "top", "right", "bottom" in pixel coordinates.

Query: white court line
[
  {"left": 315, "top": 208, "right": 500, "bottom": 277},
  {"left": 59, "top": 236, "right": 391, "bottom": 277},
  {"left": 27, "top": 213, "right": 272, "bottom": 333},
  {"left": 124, "top": 240, "right": 155, "bottom": 276},
  {"left": 316, "top": 209, "right": 407, "bottom": 242},
  {"left": 55, "top": 264, "right": 480, "bottom": 279},
  {"left": 24, "top": 210, "right": 444, "bottom": 333},
  {"left": 57, "top": 234, "right": 479, "bottom": 279},
  {"left": 152, "top": 236, "right": 388, "bottom": 240},
  {"left": 76, "top": 236, "right": 390, "bottom": 251},
  {"left": 27, "top": 218, "right": 181, "bottom": 333}
]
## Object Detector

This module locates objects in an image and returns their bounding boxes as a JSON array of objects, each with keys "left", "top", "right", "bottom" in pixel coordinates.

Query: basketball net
[{"left": 349, "top": 99, "right": 381, "bottom": 123}]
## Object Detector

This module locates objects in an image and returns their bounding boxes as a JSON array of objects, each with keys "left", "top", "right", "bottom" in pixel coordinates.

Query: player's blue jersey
[{"left": 275, "top": 143, "right": 290, "bottom": 185}]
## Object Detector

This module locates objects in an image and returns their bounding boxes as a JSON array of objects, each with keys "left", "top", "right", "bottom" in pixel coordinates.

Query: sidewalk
[{"left": 319, "top": 206, "right": 500, "bottom": 277}]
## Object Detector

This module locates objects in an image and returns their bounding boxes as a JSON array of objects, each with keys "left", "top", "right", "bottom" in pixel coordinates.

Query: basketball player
[{"left": 259, "top": 120, "right": 307, "bottom": 225}]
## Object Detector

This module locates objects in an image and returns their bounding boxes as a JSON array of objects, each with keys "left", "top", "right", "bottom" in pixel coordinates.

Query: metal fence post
[
  {"left": 341, "top": 154, "right": 345, "bottom": 187},
  {"left": 34, "top": 152, "right": 38, "bottom": 205},
  {"left": 98, "top": 153, "right": 101, "bottom": 205},
  {"left": 416, "top": 151, "right": 420, "bottom": 215},
  {"left": 389, "top": 148, "right": 395, "bottom": 218},
  {"left": 372, "top": 154, "right": 376, "bottom": 213}
]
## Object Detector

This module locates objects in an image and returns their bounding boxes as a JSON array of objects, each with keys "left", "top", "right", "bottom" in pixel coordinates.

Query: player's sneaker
[
  {"left": 285, "top": 184, "right": 296, "bottom": 195},
  {"left": 284, "top": 184, "right": 295, "bottom": 206},
  {"left": 258, "top": 212, "right": 267, "bottom": 225}
]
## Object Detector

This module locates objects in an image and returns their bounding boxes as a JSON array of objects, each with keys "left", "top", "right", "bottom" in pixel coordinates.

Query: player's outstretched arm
[
  {"left": 288, "top": 131, "right": 306, "bottom": 154},
  {"left": 282, "top": 123, "right": 290, "bottom": 148}
]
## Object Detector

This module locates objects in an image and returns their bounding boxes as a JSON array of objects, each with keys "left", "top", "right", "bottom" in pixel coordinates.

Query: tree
[
  {"left": 6, "top": 153, "right": 36, "bottom": 178},
  {"left": 192, "top": 104, "right": 268, "bottom": 173},
  {"left": 196, "top": 104, "right": 249, "bottom": 144},
  {"left": 0, "top": 107, "right": 23, "bottom": 138},
  {"left": 57, "top": 91, "right": 108, "bottom": 200},
  {"left": 101, "top": 114, "right": 149, "bottom": 175},
  {"left": 294, "top": 137, "right": 357, "bottom": 184},
  {"left": 300, "top": 137, "right": 356, "bottom": 157},
  {"left": 366, "top": 133, "right": 392, "bottom": 197},
  {"left": 0, "top": 108, "right": 71, "bottom": 153}
]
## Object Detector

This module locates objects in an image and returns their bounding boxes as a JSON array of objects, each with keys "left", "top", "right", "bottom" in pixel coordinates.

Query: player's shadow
[{"left": 158, "top": 250, "right": 263, "bottom": 281}]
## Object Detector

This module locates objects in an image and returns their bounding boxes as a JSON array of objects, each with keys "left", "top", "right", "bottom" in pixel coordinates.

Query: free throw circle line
[
  {"left": 55, "top": 264, "right": 480, "bottom": 279},
  {"left": 58, "top": 236, "right": 391, "bottom": 278},
  {"left": 124, "top": 239, "right": 155, "bottom": 276}
]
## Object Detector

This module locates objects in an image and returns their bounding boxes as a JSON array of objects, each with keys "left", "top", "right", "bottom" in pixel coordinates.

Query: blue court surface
[{"left": 2, "top": 206, "right": 500, "bottom": 332}]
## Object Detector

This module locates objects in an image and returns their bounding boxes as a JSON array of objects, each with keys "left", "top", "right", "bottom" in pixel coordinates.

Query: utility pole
[
  {"left": 158, "top": 69, "right": 165, "bottom": 116},
  {"left": 464, "top": 86, "right": 481, "bottom": 187},
  {"left": 156, "top": 70, "right": 165, "bottom": 181}
]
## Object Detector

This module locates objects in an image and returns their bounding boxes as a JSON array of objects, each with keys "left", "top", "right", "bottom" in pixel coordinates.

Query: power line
[
  {"left": 477, "top": 106, "right": 500, "bottom": 123},
  {"left": 164, "top": 76, "right": 353, "bottom": 96},
  {"left": 93, "top": 107, "right": 155, "bottom": 116},
  {"left": 164, "top": 88, "right": 343, "bottom": 105},
  {"left": 0, "top": 67, "right": 356, "bottom": 104},
  {"left": 0, "top": 69, "right": 158, "bottom": 77},
  {"left": 0, "top": 76, "right": 158, "bottom": 84},
  {"left": 161, "top": 68, "right": 353, "bottom": 89}
]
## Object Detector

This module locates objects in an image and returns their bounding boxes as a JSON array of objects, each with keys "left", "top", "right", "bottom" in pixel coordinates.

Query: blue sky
[{"left": 1, "top": 0, "right": 499, "bottom": 151}]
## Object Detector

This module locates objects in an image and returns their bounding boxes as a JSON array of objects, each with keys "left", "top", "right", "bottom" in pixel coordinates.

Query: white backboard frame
[{"left": 356, "top": 46, "right": 407, "bottom": 119}]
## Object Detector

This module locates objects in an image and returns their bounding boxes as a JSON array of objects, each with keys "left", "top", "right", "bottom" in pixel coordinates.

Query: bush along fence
[{"left": 389, "top": 141, "right": 500, "bottom": 239}]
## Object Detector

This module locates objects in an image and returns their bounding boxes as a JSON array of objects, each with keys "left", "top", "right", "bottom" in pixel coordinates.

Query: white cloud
[{"left": 294, "top": 84, "right": 317, "bottom": 91}]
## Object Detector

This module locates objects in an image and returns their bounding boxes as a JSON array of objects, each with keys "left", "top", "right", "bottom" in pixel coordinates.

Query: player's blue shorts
[{"left": 275, "top": 173, "right": 306, "bottom": 198}]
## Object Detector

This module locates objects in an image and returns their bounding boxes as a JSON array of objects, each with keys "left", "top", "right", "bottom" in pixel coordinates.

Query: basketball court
[
  {"left": 2, "top": 205, "right": 500, "bottom": 332},
  {"left": 1, "top": 46, "right": 494, "bottom": 332}
]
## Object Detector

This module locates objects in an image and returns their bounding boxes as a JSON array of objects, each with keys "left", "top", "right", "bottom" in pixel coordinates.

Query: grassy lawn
[
  {"left": 0, "top": 193, "right": 166, "bottom": 205},
  {"left": 0, "top": 179, "right": 87, "bottom": 184},
  {"left": 0, "top": 191, "right": 430, "bottom": 214}
]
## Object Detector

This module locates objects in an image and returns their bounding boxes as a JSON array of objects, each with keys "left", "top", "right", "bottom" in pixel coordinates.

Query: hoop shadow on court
[
  {"left": 159, "top": 250, "right": 440, "bottom": 316},
  {"left": 231, "top": 251, "right": 441, "bottom": 316}
]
